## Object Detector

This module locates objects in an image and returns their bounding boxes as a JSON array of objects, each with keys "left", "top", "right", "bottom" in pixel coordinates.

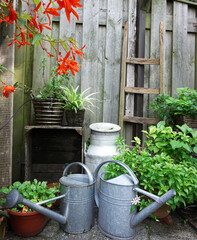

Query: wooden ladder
[{"left": 119, "top": 21, "right": 164, "bottom": 137}]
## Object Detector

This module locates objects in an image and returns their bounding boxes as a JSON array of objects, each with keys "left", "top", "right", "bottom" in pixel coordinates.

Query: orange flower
[
  {"left": 56, "top": 0, "right": 82, "bottom": 23},
  {"left": 2, "top": 85, "right": 17, "bottom": 98},
  {"left": 22, "top": 206, "right": 28, "bottom": 213},
  {"left": 4, "top": 7, "right": 18, "bottom": 24}
]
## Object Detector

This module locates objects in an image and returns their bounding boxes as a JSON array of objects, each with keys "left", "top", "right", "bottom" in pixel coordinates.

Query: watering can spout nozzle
[
  {"left": 6, "top": 189, "right": 23, "bottom": 209},
  {"left": 130, "top": 189, "right": 176, "bottom": 229}
]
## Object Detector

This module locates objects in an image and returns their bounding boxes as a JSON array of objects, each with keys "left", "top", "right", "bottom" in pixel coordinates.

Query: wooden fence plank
[
  {"left": 149, "top": 0, "right": 166, "bottom": 116},
  {"left": 81, "top": 0, "right": 99, "bottom": 136},
  {"left": 119, "top": 22, "right": 128, "bottom": 136},
  {"left": 103, "top": 0, "right": 123, "bottom": 123},
  {"left": 187, "top": 7, "right": 196, "bottom": 89},
  {"left": 172, "top": 1, "right": 188, "bottom": 95},
  {"left": 32, "top": 0, "right": 52, "bottom": 93},
  {"left": 159, "top": 22, "right": 164, "bottom": 94}
]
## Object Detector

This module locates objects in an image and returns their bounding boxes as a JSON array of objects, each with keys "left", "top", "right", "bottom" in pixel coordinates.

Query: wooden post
[{"left": 119, "top": 22, "right": 128, "bottom": 137}]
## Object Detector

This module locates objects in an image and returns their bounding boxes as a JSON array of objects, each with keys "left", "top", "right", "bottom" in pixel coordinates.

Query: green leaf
[
  {"left": 170, "top": 140, "right": 182, "bottom": 149},
  {"left": 32, "top": 33, "right": 45, "bottom": 45}
]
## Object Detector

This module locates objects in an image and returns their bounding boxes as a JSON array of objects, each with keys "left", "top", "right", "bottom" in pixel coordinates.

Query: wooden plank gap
[{"left": 126, "top": 57, "right": 160, "bottom": 65}]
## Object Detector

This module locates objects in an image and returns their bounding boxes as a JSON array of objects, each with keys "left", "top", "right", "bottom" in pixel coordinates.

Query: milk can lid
[
  {"left": 59, "top": 174, "right": 90, "bottom": 187},
  {"left": 106, "top": 174, "right": 134, "bottom": 186},
  {"left": 90, "top": 122, "right": 121, "bottom": 132}
]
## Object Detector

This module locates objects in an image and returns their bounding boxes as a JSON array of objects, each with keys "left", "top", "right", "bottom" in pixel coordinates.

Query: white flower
[{"left": 131, "top": 195, "right": 141, "bottom": 205}]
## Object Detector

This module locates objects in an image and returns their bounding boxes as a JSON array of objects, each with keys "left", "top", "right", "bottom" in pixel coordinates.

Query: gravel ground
[{"left": 4, "top": 210, "right": 197, "bottom": 240}]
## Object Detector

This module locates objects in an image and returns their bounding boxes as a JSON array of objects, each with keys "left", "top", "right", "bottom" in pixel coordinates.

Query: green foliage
[
  {"left": 151, "top": 88, "right": 197, "bottom": 126},
  {"left": 104, "top": 122, "right": 197, "bottom": 212},
  {"left": 36, "top": 66, "right": 70, "bottom": 99},
  {"left": 0, "top": 179, "right": 60, "bottom": 212},
  {"left": 61, "top": 85, "right": 97, "bottom": 113}
]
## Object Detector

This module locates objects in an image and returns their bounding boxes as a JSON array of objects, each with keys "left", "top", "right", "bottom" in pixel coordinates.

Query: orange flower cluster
[
  {"left": 0, "top": 0, "right": 85, "bottom": 76},
  {"left": 0, "top": 81, "right": 17, "bottom": 98}
]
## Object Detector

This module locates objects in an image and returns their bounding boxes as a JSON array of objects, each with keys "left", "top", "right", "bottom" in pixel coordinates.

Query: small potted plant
[
  {"left": 151, "top": 87, "right": 197, "bottom": 128},
  {"left": 0, "top": 179, "right": 60, "bottom": 237},
  {"left": 104, "top": 122, "right": 197, "bottom": 222},
  {"left": 32, "top": 61, "right": 70, "bottom": 125},
  {"left": 61, "top": 84, "right": 97, "bottom": 126}
]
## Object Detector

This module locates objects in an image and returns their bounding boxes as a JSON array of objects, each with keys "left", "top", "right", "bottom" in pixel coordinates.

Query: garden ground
[{"left": 4, "top": 211, "right": 197, "bottom": 240}]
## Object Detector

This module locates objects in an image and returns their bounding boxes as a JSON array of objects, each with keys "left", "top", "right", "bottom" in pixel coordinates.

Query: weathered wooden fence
[
  {"left": 122, "top": 0, "right": 197, "bottom": 144},
  {"left": 10, "top": 0, "right": 138, "bottom": 181},
  {"left": 31, "top": 0, "right": 137, "bottom": 135},
  {"left": 1, "top": 0, "right": 196, "bottom": 183}
]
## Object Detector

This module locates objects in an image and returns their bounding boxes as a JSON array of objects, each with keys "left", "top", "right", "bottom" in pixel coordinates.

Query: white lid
[{"left": 90, "top": 122, "right": 121, "bottom": 132}]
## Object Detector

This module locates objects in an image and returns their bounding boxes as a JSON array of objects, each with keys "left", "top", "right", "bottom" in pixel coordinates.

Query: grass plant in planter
[
  {"left": 32, "top": 65, "right": 70, "bottom": 125},
  {"left": 0, "top": 179, "right": 59, "bottom": 237},
  {"left": 151, "top": 87, "right": 197, "bottom": 128},
  {"left": 61, "top": 85, "right": 97, "bottom": 126},
  {"left": 104, "top": 122, "right": 197, "bottom": 221}
]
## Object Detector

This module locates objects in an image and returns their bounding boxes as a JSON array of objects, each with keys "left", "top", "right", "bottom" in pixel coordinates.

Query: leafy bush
[
  {"left": 151, "top": 87, "right": 197, "bottom": 126},
  {"left": 0, "top": 179, "right": 60, "bottom": 212},
  {"left": 104, "top": 122, "right": 197, "bottom": 211}
]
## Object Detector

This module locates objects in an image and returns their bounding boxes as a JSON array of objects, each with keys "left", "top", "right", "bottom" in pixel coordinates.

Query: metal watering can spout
[
  {"left": 130, "top": 187, "right": 176, "bottom": 228},
  {"left": 6, "top": 189, "right": 67, "bottom": 225}
]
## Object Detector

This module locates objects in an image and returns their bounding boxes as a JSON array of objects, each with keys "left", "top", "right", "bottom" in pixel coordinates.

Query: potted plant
[
  {"left": 61, "top": 85, "right": 97, "bottom": 126},
  {"left": 151, "top": 87, "right": 197, "bottom": 128},
  {"left": 0, "top": 179, "right": 60, "bottom": 237},
  {"left": 32, "top": 61, "right": 70, "bottom": 125},
  {"left": 104, "top": 122, "right": 197, "bottom": 221}
]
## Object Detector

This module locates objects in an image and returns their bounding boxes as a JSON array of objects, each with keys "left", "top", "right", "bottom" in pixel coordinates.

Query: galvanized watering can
[
  {"left": 6, "top": 162, "right": 95, "bottom": 234},
  {"left": 94, "top": 160, "right": 176, "bottom": 240}
]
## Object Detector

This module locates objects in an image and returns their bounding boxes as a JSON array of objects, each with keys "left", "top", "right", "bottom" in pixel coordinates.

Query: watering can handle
[
  {"left": 63, "top": 162, "right": 94, "bottom": 184},
  {"left": 93, "top": 160, "right": 139, "bottom": 207}
]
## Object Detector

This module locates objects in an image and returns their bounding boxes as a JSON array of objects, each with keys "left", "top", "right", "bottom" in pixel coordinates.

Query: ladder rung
[
  {"left": 126, "top": 58, "right": 160, "bottom": 65},
  {"left": 123, "top": 116, "right": 160, "bottom": 125},
  {"left": 125, "top": 87, "right": 160, "bottom": 94}
]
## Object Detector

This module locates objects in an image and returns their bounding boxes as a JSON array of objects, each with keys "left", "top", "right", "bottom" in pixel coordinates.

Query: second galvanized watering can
[
  {"left": 94, "top": 160, "right": 176, "bottom": 240},
  {"left": 6, "top": 162, "right": 95, "bottom": 234}
]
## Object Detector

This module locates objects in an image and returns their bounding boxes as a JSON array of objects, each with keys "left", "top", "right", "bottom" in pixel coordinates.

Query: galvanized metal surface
[
  {"left": 94, "top": 160, "right": 176, "bottom": 240},
  {"left": 85, "top": 123, "right": 121, "bottom": 174},
  {"left": 59, "top": 162, "right": 94, "bottom": 234}
]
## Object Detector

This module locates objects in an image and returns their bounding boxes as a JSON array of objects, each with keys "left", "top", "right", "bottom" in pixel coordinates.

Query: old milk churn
[
  {"left": 85, "top": 122, "right": 121, "bottom": 173},
  {"left": 6, "top": 162, "right": 95, "bottom": 234},
  {"left": 94, "top": 160, "right": 176, "bottom": 240}
]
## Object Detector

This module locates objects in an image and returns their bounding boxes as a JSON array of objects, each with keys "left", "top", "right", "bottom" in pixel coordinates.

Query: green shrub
[{"left": 104, "top": 122, "right": 197, "bottom": 211}]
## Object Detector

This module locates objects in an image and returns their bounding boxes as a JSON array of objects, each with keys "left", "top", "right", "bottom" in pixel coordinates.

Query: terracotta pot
[
  {"left": 154, "top": 204, "right": 171, "bottom": 218},
  {"left": 7, "top": 209, "right": 48, "bottom": 238}
]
